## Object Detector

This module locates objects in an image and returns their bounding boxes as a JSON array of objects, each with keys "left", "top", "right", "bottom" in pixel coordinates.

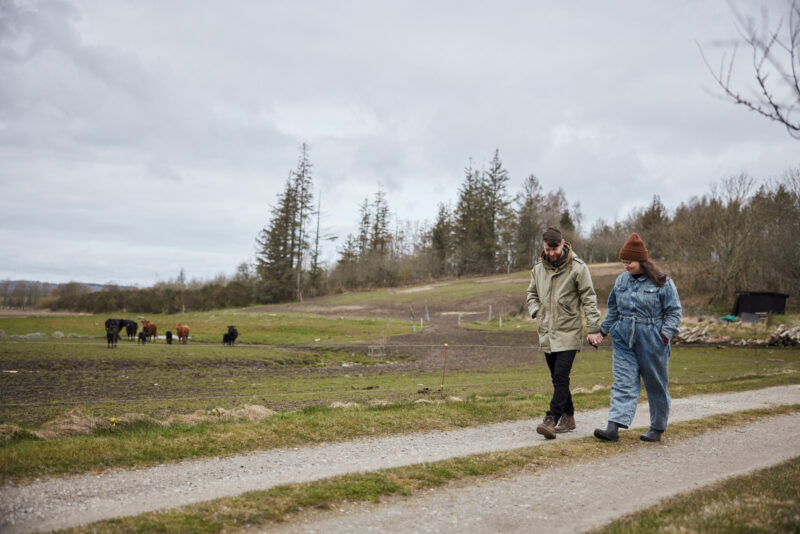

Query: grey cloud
[
  {"left": 1, "top": 0, "right": 797, "bottom": 286},
  {"left": 148, "top": 159, "right": 184, "bottom": 183}
]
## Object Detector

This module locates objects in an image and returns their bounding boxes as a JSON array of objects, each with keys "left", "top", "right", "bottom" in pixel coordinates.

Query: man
[{"left": 526, "top": 226, "right": 603, "bottom": 439}]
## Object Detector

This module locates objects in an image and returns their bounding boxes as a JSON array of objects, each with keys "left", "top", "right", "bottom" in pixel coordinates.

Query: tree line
[
  {"left": 0, "top": 281, "right": 55, "bottom": 308},
  {"left": 32, "top": 146, "right": 800, "bottom": 313},
  {"left": 582, "top": 172, "right": 800, "bottom": 304}
]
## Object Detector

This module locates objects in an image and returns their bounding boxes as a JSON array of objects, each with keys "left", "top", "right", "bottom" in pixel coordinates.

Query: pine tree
[
  {"left": 334, "top": 234, "right": 360, "bottom": 289},
  {"left": 429, "top": 202, "right": 453, "bottom": 276},
  {"left": 485, "top": 149, "right": 512, "bottom": 272},
  {"left": 357, "top": 198, "right": 371, "bottom": 258},
  {"left": 633, "top": 195, "right": 670, "bottom": 259},
  {"left": 485, "top": 149, "right": 510, "bottom": 240},
  {"left": 370, "top": 189, "right": 390, "bottom": 254},
  {"left": 292, "top": 143, "right": 314, "bottom": 300},
  {"left": 255, "top": 176, "right": 298, "bottom": 302},
  {"left": 559, "top": 210, "right": 575, "bottom": 232},
  {"left": 513, "top": 174, "right": 545, "bottom": 268},
  {"left": 255, "top": 143, "right": 315, "bottom": 303},
  {"left": 452, "top": 151, "right": 512, "bottom": 275},
  {"left": 454, "top": 161, "right": 491, "bottom": 275}
]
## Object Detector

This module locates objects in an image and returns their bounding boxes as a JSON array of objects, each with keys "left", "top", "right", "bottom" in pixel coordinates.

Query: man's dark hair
[{"left": 542, "top": 226, "right": 563, "bottom": 247}]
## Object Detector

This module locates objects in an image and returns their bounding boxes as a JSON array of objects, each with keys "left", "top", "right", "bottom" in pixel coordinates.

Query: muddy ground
[{"left": 250, "top": 283, "right": 551, "bottom": 369}]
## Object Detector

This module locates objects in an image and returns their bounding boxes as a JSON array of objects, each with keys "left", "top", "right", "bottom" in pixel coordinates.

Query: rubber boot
[
  {"left": 594, "top": 421, "right": 621, "bottom": 442},
  {"left": 639, "top": 428, "right": 663, "bottom": 442}
]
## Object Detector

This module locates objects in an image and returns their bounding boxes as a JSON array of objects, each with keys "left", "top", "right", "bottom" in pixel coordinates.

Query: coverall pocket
[
  {"left": 650, "top": 325, "right": 670, "bottom": 354},
  {"left": 609, "top": 321, "right": 625, "bottom": 345}
]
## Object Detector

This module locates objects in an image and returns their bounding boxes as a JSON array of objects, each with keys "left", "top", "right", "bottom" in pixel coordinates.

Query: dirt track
[{"left": 2, "top": 385, "right": 798, "bottom": 533}]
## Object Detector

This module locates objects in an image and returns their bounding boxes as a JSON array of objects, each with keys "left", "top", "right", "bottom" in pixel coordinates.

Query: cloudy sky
[{"left": 1, "top": 0, "right": 797, "bottom": 287}]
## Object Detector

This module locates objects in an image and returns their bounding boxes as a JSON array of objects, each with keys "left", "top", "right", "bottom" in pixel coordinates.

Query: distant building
[{"left": 732, "top": 291, "right": 789, "bottom": 316}]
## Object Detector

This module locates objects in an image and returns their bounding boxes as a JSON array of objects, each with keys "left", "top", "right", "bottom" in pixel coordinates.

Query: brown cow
[
  {"left": 141, "top": 319, "right": 158, "bottom": 342},
  {"left": 175, "top": 323, "right": 190, "bottom": 344}
]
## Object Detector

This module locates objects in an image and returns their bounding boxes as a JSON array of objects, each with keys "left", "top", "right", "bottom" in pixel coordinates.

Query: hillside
[{"left": 257, "top": 263, "right": 621, "bottom": 322}]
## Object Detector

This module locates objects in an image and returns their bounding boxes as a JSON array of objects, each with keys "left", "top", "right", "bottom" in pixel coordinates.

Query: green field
[
  {"left": 2, "top": 278, "right": 799, "bottom": 483},
  {"left": 0, "top": 310, "right": 412, "bottom": 344},
  {"left": 2, "top": 333, "right": 798, "bottom": 427},
  {"left": 1, "top": 329, "right": 798, "bottom": 482}
]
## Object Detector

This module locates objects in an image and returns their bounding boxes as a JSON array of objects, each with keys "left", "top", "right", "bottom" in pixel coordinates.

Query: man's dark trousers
[{"left": 545, "top": 350, "right": 577, "bottom": 420}]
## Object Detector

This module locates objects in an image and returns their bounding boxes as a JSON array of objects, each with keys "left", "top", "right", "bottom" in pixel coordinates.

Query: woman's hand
[{"left": 587, "top": 332, "right": 604, "bottom": 347}]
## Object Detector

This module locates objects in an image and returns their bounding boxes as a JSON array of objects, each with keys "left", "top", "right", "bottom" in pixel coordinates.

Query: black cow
[
  {"left": 165, "top": 331, "right": 173, "bottom": 344},
  {"left": 223, "top": 325, "right": 238, "bottom": 346},
  {"left": 104, "top": 318, "right": 123, "bottom": 344},
  {"left": 138, "top": 331, "right": 147, "bottom": 344},
  {"left": 124, "top": 320, "right": 138, "bottom": 341},
  {"left": 106, "top": 326, "right": 119, "bottom": 348}
]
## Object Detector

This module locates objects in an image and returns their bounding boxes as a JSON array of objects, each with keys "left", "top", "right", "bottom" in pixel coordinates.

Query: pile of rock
[
  {"left": 767, "top": 325, "right": 800, "bottom": 347},
  {"left": 9, "top": 332, "right": 46, "bottom": 339}
]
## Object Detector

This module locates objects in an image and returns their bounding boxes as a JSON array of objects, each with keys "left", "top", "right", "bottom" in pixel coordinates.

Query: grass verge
[
  {"left": 58, "top": 405, "right": 800, "bottom": 534},
  {"left": 0, "top": 356, "right": 800, "bottom": 483},
  {"left": 596, "top": 456, "right": 800, "bottom": 533}
]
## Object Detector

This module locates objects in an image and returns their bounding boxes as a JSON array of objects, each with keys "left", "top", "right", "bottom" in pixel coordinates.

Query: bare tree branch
[{"left": 699, "top": 0, "right": 800, "bottom": 139}]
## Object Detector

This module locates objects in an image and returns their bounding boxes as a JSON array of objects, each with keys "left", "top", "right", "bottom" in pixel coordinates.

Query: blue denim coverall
[{"left": 600, "top": 273, "right": 682, "bottom": 431}]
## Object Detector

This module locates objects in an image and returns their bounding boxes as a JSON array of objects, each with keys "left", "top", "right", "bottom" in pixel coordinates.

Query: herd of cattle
[{"left": 104, "top": 319, "right": 238, "bottom": 349}]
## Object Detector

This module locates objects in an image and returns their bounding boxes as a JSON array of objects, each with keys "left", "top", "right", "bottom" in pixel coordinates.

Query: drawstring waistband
[{"left": 619, "top": 315, "right": 657, "bottom": 349}]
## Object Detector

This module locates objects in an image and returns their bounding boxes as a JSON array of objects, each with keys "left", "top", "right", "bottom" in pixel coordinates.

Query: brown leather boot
[
  {"left": 536, "top": 416, "right": 557, "bottom": 439},
  {"left": 554, "top": 414, "right": 576, "bottom": 433}
]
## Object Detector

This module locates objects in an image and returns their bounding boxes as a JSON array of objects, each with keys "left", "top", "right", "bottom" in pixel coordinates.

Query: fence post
[{"left": 440, "top": 343, "right": 449, "bottom": 392}]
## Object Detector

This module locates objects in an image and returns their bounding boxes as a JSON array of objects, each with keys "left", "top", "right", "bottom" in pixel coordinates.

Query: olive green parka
[{"left": 526, "top": 244, "right": 601, "bottom": 353}]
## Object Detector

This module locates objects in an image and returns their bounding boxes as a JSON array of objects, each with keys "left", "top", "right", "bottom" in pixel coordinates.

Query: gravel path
[
  {"left": 270, "top": 413, "right": 800, "bottom": 534},
  {"left": 2, "top": 385, "right": 799, "bottom": 533}
]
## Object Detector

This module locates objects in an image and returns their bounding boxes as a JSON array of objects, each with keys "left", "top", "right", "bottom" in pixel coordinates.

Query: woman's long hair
[{"left": 641, "top": 260, "right": 667, "bottom": 287}]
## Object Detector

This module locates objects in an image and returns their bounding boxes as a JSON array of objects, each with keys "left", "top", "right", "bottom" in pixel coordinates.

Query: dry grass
[
  {"left": 0, "top": 404, "right": 276, "bottom": 442},
  {"left": 598, "top": 456, "right": 800, "bottom": 533},
  {"left": 572, "top": 384, "right": 610, "bottom": 394}
]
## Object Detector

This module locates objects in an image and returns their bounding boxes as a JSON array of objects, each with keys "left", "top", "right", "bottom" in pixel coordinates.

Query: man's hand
[{"left": 587, "top": 333, "right": 603, "bottom": 347}]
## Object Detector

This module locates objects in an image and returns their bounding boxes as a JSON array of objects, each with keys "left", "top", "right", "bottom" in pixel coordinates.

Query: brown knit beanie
[{"left": 619, "top": 233, "right": 648, "bottom": 261}]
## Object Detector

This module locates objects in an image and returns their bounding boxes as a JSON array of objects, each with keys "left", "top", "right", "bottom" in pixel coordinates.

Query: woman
[{"left": 593, "top": 233, "right": 682, "bottom": 442}]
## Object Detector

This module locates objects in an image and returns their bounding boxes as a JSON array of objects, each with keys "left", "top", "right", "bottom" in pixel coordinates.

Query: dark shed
[{"left": 732, "top": 291, "right": 790, "bottom": 316}]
